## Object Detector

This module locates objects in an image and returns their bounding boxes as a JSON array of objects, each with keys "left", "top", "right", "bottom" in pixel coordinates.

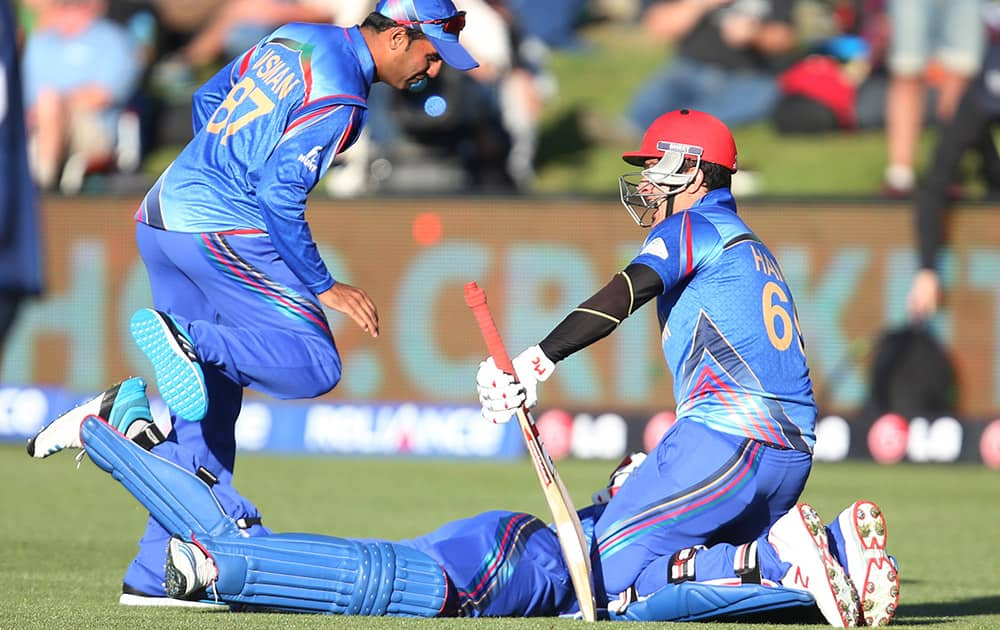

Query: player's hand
[
  {"left": 476, "top": 345, "right": 555, "bottom": 424},
  {"left": 318, "top": 283, "right": 379, "bottom": 338},
  {"left": 476, "top": 358, "right": 524, "bottom": 424},
  {"left": 907, "top": 268, "right": 941, "bottom": 321}
]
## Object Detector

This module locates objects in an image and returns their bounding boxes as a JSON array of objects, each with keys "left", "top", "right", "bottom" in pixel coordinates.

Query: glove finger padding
[
  {"left": 483, "top": 409, "right": 517, "bottom": 424},
  {"left": 476, "top": 358, "right": 526, "bottom": 423}
]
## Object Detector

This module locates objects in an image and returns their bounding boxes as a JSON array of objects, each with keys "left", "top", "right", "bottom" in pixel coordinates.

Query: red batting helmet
[{"left": 622, "top": 109, "right": 738, "bottom": 171}]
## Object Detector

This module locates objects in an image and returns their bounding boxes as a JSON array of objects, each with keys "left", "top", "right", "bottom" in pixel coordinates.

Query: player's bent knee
[
  {"left": 298, "top": 344, "right": 342, "bottom": 397},
  {"left": 314, "top": 366, "right": 341, "bottom": 396},
  {"left": 293, "top": 368, "right": 340, "bottom": 398},
  {"left": 271, "top": 362, "right": 341, "bottom": 399}
]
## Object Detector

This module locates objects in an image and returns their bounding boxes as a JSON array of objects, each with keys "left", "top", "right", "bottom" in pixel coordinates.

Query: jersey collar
[
  {"left": 344, "top": 26, "right": 376, "bottom": 88},
  {"left": 691, "top": 187, "right": 737, "bottom": 213}
]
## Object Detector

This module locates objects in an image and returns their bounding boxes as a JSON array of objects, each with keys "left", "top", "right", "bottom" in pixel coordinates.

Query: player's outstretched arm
[
  {"left": 319, "top": 283, "right": 379, "bottom": 338},
  {"left": 539, "top": 262, "right": 663, "bottom": 361},
  {"left": 476, "top": 264, "right": 663, "bottom": 423}
]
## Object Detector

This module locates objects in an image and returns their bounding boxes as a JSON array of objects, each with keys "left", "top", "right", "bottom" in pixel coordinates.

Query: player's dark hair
[
  {"left": 681, "top": 158, "right": 733, "bottom": 190},
  {"left": 362, "top": 11, "right": 428, "bottom": 41}
]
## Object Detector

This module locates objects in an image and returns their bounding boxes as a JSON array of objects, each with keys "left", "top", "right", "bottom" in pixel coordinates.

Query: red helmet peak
[{"left": 622, "top": 109, "right": 737, "bottom": 171}]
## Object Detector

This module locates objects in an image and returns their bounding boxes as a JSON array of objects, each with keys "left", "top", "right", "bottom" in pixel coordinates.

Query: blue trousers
[
  {"left": 402, "top": 510, "right": 576, "bottom": 617},
  {"left": 126, "top": 222, "right": 341, "bottom": 595},
  {"left": 593, "top": 420, "right": 812, "bottom": 596},
  {"left": 405, "top": 422, "right": 813, "bottom": 614},
  {"left": 92, "top": 410, "right": 813, "bottom": 615}
]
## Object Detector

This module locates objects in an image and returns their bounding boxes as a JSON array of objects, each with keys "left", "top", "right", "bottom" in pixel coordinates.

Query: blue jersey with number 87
[
  {"left": 136, "top": 23, "right": 373, "bottom": 295},
  {"left": 631, "top": 188, "right": 816, "bottom": 452}
]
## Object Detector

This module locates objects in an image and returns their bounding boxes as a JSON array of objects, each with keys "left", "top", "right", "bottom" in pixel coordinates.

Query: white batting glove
[
  {"left": 512, "top": 345, "right": 555, "bottom": 408},
  {"left": 476, "top": 345, "right": 555, "bottom": 424},
  {"left": 476, "top": 358, "right": 523, "bottom": 424}
]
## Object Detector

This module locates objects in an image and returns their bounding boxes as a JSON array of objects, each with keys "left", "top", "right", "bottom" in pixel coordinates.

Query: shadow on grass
[{"left": 896, "top": 594, "right": 1000, "bottom": 624}]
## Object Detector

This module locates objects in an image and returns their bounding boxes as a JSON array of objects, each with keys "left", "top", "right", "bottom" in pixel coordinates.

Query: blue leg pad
[
  {"left": 199, "top": 533, "right": 448, "bottom": 617},
  {"left": 80, "top": 416, "right": 241, "bottom": 539},
  {"left": 609, "top": 581, "right": 816, "bottom": 622}
]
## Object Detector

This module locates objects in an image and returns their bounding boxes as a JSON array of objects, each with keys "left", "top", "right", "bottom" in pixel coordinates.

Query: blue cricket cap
[{"left": 375, "top": 0, "right": 479, "bottom": 71}]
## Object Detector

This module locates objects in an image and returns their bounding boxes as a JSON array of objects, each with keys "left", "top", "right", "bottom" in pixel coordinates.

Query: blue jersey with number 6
[
  {"left": 631, "top": 188, "right": 815, "bottom": 452},
  {"left": 136, "top": 23, "right": 371, "bottom": 294}
]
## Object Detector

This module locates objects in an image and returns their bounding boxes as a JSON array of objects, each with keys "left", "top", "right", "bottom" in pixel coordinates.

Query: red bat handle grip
[{"left": 464, "top": 282, "right": 516, "bottom": 375}]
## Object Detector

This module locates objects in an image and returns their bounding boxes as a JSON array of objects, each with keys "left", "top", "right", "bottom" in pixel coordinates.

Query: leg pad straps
[{"left": 81, "top": 416, "right": 241, "bottom": 539}]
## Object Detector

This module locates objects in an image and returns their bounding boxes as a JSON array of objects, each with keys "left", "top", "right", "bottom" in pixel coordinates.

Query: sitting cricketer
[
  {"left": 27, "top": 378, "right": 897, "bottom": 625},
  {"left": 473, "top": 109, "right": 900, "bottom": 626}
]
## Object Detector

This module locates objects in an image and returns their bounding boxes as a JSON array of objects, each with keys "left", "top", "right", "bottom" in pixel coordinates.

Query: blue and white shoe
[
  {"left": 27, "top": 377, "right": 153, "bottom": 458},
  {"left": 165, "top": 536, "right": 219, "bottom": 600},
  {"left": 769, "top": 503, "right": 861, "bottom": 627},
  {"left": 828, "top": 501, "right": 899, "bottom": 626},
  {"left": 130, "top": 308, "right": 208, "bottom": 422}
]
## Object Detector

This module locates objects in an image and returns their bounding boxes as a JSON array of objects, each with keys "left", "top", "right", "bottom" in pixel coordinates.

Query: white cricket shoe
[
  {"left": 27, "top": 377, "right": 152, "bottom": 458},
  {"left": 165, "top": 536, "right": 219, "bottom": 600},
  {"left": 836, "top": 500, "right": 899, "bottom": 626},
  {"left": 119, "top": 588, "right": 227, "bottom": 610},
  {"left": 769, "top": 503, "right": 860, "bottom": 627}
]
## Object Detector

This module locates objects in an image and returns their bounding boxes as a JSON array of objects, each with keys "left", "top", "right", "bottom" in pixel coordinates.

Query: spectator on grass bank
[
  {"left": 21, "top": 0, "right": 143, "bottom": 193},
  {"left": 597, "top": 0, "right": 799, "bottom": 142},
  {"left": 578, "top": 0, "right": 798, "bottom": 153},
  {"left": 771, "top": 0, "right": 893, "bottom": 134},
  {"left": 882, "top": 0, "right": 985, "bottom": 198},
  {"left": 150, "top": 0, "right": 340, "bottom": 94},
  {"left": 0, "top": 1, "right": 44, "bottom": 359},
  {"left": 506, "top": 0, "right": 588, "bottom": 50},
  {"left": 907, "top": 5, "right": 1000, "bottom": 321}
]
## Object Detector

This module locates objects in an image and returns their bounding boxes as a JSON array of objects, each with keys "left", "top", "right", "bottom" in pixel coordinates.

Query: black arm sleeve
[{"left": 539, "top": 263, "right": 664, "bottom": 362}]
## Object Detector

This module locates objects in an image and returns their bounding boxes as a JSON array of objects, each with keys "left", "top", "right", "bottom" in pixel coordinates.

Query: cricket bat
[{"left": 464, "top": 281, "right": 598, "bottom": 622}]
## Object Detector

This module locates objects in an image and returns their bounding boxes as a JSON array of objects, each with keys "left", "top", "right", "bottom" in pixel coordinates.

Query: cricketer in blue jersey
[
  {"left": 117, "top": 0, "right": 479, "bottom": 604},
  {"left": 476, "top": 109, "right": 898, "bottom": 626},
  {"left": 28, "top": 384, "right": 897, "bottom": 624}
]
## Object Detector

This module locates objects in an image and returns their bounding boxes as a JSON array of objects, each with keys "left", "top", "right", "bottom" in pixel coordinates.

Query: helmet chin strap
[
  {"left": 665, "top": 194, "right": 676, "bottom": 218},
  {"left": 652, "top": 179, "right": 683, "bottom": 221}
]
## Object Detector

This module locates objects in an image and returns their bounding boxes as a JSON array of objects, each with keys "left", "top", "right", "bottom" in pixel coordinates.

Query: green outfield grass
[{"left": 2, "top": 443, "right": 998, "bottom": 629}]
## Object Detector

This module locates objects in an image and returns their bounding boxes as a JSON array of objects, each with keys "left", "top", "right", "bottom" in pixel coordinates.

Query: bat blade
[{"left": 464, "top": 281, "right": 597, "bottom": 621}]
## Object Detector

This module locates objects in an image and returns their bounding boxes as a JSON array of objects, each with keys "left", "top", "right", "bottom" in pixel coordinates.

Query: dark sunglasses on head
[{"left": 395, "top": 11, "right": 466, "bottom": 35}]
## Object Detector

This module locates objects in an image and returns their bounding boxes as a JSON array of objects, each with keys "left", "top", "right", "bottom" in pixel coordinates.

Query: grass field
[{"left": 2, "top": 443, "right": 998, "bottom": 629}]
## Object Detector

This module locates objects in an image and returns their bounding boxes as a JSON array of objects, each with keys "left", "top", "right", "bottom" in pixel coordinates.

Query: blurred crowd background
[
  {"left": 4, "top": 0, "right": 1000, "bottom": 461},
  {"left": 10, "top": 0, "right": 1000, "bottom": 199}
]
